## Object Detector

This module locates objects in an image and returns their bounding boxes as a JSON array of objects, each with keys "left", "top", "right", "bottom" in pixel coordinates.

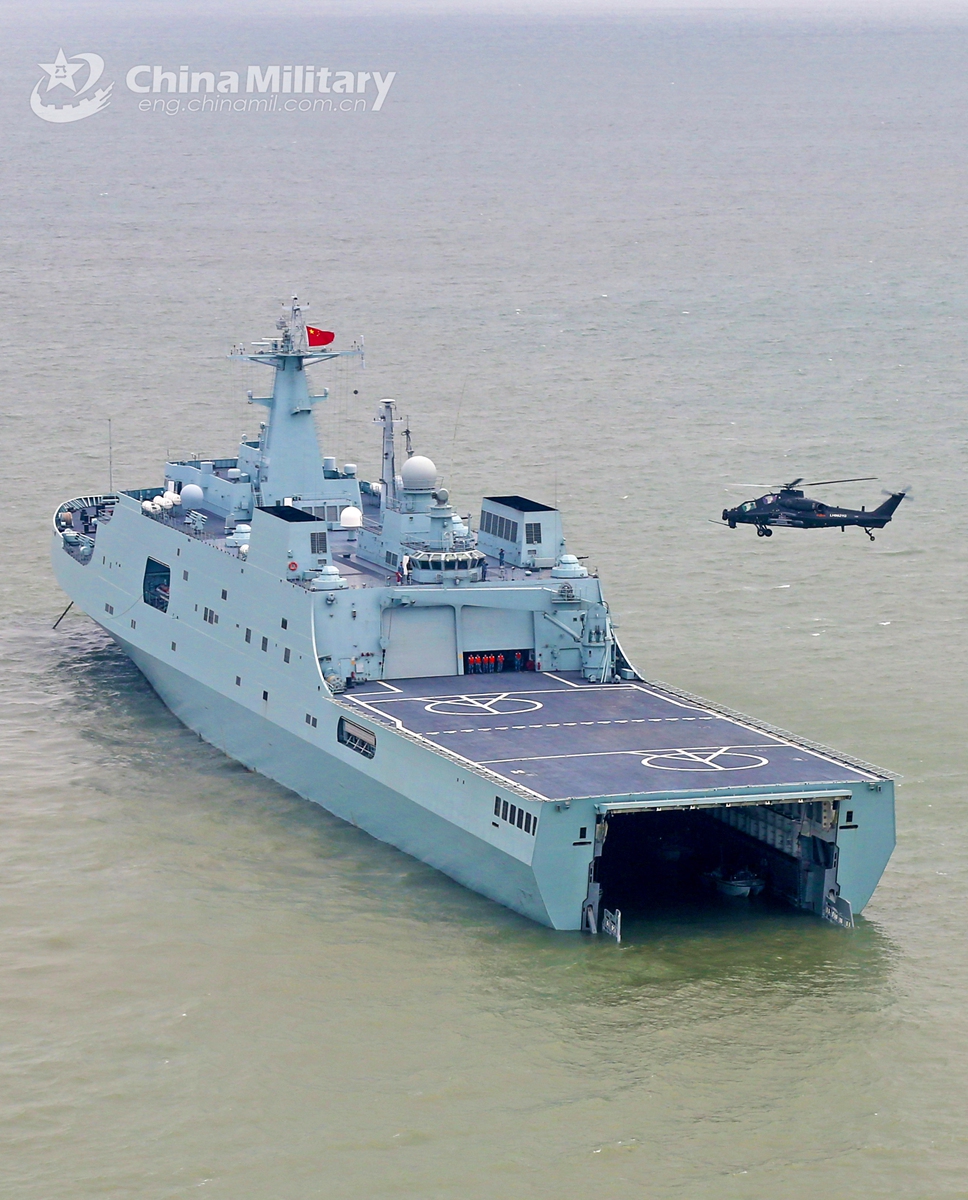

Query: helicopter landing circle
[
  {"left": 640, "top": 747, "right": 769, "bottom": 772},
  {"left": 423, "top": 694, "right": 544, "bottom": 716}
]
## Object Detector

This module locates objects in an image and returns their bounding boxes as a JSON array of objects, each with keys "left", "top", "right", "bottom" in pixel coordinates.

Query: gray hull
[{"left": 114, "top": 632, "right": 578, "bottom": 927}]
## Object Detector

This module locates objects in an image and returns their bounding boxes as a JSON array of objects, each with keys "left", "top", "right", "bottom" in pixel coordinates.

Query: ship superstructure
[{"left": 51, "top": 301, "right": 896, "bottom": 930}]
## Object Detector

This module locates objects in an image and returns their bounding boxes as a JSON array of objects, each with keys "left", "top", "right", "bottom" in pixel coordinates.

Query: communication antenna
[
  {"left": 107, "top": 418, "right": 114, "bottom": 491},
  {"left": 448, "top": 375, "right": 468, "bottom": 481}
]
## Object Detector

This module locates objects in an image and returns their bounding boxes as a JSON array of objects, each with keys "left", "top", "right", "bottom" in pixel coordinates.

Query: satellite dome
[
  {"left": 180, "top": 483, "right": 204, "bottom": 509},
  {"left": 401, "top": 455, "right": 437, "bottom": 491},
  {"left": 340, "top": 505, "right": 363, "bottom": 529}
]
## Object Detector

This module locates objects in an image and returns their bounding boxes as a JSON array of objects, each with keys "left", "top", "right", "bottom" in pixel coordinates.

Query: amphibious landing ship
[{"left": 51, "top": 301, "right": 896, "bottom": 931}]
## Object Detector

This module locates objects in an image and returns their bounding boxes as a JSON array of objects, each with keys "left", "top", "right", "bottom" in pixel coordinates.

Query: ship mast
[
  {"left": 232, "top": 296, "right": 361, "bottom": 506},
  {"left": 376, "top": 399, "right": 402, "bottom": 516}
]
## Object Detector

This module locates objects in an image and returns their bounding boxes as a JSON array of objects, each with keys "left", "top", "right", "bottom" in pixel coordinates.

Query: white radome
[
  {"left": 400, "top": 455, "right": 437, "bottom": 491},
  {"left": 180, "top": 483, "right": 204, "bottom": 509},
  {"left": 340, "top": 505, "right": 363, "bottom": 530}
]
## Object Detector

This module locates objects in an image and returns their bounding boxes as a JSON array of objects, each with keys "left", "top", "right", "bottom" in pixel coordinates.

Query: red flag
[{"left": 306, "top": 326, "right": 335, "bottom": 347}]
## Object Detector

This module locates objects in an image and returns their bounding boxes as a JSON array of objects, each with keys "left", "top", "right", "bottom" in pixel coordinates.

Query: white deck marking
[
  {"left": 368, "top": 682, "right": 631, "bottom": 705},
  {"left": 424, "top": 694, "right": 543, "bottom": 716},
  {"left": 479, "top": 742, "right": 786, "bottom": 766},
  {"left": 641, "top": 747, "right": 770, "bottom": 771},
  {"left": 347, "top": 676, "right": 879, "bottom": 781}
]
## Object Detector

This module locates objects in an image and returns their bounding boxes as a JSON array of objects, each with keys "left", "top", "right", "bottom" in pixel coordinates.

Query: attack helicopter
[{"left": 721, "top": 477, "right": 907, "bottom": 540}]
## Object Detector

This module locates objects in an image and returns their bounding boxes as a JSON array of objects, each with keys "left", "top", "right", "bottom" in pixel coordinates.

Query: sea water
[{"left": 1, "top": 8, "right": 967, "bottom": 1196}]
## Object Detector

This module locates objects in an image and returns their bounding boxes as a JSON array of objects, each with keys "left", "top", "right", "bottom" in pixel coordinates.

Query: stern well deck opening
[{"left": 596, "top": 800, "right": 843, "bottom": 920}]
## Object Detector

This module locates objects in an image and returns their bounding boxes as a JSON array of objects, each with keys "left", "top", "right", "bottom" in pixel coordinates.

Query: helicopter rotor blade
[
  {"left": 783, "top": 477, "right": 804, "bottom": 489},
  {"left": 802, "top": 476, "right": 877, "bottom": 487}
]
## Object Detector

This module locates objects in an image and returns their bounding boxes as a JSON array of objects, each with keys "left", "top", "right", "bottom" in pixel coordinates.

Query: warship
[{"left": 51, "top": 301, "right": 896, "bottom": 931}]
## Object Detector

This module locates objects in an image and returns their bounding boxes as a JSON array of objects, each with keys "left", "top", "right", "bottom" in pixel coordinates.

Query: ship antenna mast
[{"left": 279, "top": 294, "right": 310, "bottom": 355}]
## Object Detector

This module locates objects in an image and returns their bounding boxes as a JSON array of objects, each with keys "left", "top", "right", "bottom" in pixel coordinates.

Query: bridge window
[{"left": 142, "top": 558, "right": 170, "bottom": 613}]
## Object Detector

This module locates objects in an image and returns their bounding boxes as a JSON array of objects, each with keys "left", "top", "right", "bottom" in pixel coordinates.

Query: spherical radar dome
[
  {"left": 401, "top": 455, "right": 437, "bottom": 491},
  {"left": 340, "top": 505, "right": 363, "bottom": 530},
  {"left": 180, "top": 483, "right": 205, "bottom": 509}
]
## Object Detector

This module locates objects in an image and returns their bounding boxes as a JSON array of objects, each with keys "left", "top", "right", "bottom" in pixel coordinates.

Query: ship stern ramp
[{"left": 344, "top": 672, "right": 895, "bottom": 930}]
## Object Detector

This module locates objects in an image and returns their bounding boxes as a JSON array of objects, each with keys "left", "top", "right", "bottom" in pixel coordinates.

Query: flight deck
[{"left": 344, "top": 672, "right": 879, "bottom": 801}]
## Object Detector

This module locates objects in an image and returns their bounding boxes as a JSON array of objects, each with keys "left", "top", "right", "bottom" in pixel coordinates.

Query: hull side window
[
  {"left": 337, "top": 717, "right": 376, "bottom": 759},
  {"left": 143, "top": 558, "right": 171, "bottom": 613}
]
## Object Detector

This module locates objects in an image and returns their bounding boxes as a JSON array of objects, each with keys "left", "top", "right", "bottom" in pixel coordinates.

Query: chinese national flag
[{"left": 307, "top": 326, "right": 335, "bottom": 347}]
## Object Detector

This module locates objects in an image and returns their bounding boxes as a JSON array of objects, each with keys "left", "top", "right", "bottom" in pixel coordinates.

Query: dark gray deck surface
[{"left": 345, "top": 672, "right": 876, "bottom": 800}]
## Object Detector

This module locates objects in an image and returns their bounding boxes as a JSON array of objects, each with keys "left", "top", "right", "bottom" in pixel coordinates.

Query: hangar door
[
  {"left": 461, "top": 606, "right": 535, "bottom": 652},
  {"left": 382, "top": 606, "right": 458, "bottom": 679}
]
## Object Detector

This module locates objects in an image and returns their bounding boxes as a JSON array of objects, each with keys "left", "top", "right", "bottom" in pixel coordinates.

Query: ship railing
[
  {"left": 645, "top": 676, "right": 900, "bottom": 782},
  {"left": 53, "top": 494, "right": 119, "bottom": 562},
  {"left": 138, "top": 506, "right": 228, "bottom": 545}
]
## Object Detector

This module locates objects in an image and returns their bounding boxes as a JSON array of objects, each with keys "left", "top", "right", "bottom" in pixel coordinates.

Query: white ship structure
[{"left": 52, "top": 301, "right": 896, "bottom": 930}]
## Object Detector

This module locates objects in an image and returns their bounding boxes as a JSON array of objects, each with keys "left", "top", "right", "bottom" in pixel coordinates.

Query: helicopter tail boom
[{"left": 870, "top": 491, "right": 906, "bottom": 522}]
